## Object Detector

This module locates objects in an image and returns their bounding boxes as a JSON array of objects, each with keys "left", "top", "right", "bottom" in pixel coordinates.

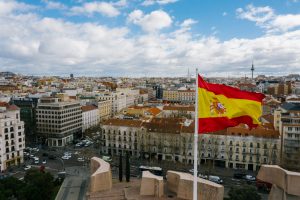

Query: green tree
[
  {"left": 228, "top": 185, "right": 261, "bottom": 200},
  {"left": 0, "top": 177, "right": 25, "bottom": 200},
  {"left": 125, "top": 153, "right": 130, "bottom": 182},
  {"left": 22, "top": 169, "right": 55, "bottom": 200},
  {"left": 119, "top": 155, "right": 123, "bottom": 182}
]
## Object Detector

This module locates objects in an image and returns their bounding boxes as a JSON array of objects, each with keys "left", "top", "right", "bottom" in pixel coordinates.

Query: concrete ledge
[
  {"left": 257, "top": 165, "right": 300, "bottom": 197},
  {"left": 140, "top": 171, "right": 164, "bottom": 197},
  {"left": 89, "top": 157, "right": 112, "bottom": 193},
  {"left": 166, "top": 170, "right": 224, "bottom": 200}
]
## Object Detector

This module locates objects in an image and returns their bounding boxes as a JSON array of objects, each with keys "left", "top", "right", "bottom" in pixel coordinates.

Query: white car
[
  {"left": 42, "top": 160, "right": 47, "bottom": 164},
  {"left": 245, "top": 175, "right": 256, "bottom": 181},
  {"left": 199, "top": 174, "right": 208, "bottom": 179},
  {"left": 24, "top": 165, "right": 31, "bottom": 170},
  {"left": 62, "top": 155, "right": 70, "bottom": 160},
  {"left": 77, "top": 157, "right": 84, "bottom": 162}
]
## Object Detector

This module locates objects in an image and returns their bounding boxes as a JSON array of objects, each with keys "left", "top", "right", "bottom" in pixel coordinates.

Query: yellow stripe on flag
[{"left": 198, "top": 88, "right": 262, "bottom": 125}]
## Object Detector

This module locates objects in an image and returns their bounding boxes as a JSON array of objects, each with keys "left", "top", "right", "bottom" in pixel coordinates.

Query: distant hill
[{"left": 0, "top": 71, "right": 16, "bottom": 78}]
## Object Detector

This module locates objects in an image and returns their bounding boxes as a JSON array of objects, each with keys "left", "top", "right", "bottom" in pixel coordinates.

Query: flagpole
[{"left": 193, "top": 68, "right": 199, "bottom": 200}]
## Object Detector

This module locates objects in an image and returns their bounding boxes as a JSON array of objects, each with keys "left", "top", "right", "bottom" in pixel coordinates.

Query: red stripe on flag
[
  {"left": 198, "top": 116, "right": 258, "bottom": 133},
  {"left": 198, "top": 75, "right": 265, "bottom": 102}
]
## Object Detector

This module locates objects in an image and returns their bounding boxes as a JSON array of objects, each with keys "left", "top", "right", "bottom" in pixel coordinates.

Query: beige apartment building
[
  {"left": 36, "top": 97, "right": 82, "bottom": 147},
  {"left": 98, "top": 99, "right": 112, "bottom": 121},
  {"left": 101, "top": 118, "right": 279, "bottom": 171},
  {"left": 277, "top": 101, "right": 300, "bottom": 171},
  {"left": 163, "top": 89, "right": 179, "bottom": 102},
  {"left": 0, "top": 102, "right": 25, "bottom": 171}
]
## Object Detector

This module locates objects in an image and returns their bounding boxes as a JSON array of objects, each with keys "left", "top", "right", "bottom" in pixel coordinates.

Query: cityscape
[{"left": 1, "top": 0, "right": 300, "bottom": 200}]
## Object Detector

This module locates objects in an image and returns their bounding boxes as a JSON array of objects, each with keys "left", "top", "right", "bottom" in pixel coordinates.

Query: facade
[
  {"left": 101, "top": 118, "right": 279, "bottom": 171},
  {"left": 278, "top": 102, "right": 300, "bottom": 171},
  {"left": 163, "top": 89, "right": 195, "bottom": 103},
  {"left": 116, "top": 88, "right": 139, "bottom": 107},
  {"left": 163, "top": 89, "right": 179, "bottom": 102},
  {"left": 98, "top": 99, "right": 112, "bottom": 121},
  {"left": 0, "top": 103, "right": 25, "bottom": 172},
  {"left": 178, "top": 90, "right": 195, "bottom": 103},
  {"left": 11, "top": 97, "right": 39, "bottom": 143},
  {"left": 97, "top": 92, "right": 126, "bottom": 116},
  {"left": 161, "top": 105, "right": 195, "bottom": 119},
  {"left": 36, "top": 97, "right": 82, "bottom": 147},
  {"left": 82, "top": 105, "right": 99, "bottom": 132}
]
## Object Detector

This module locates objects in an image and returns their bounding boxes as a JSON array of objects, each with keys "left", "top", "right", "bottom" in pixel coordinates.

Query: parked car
[
  {"left": 62, "top": 155, "right": 70, "bottom": 160},
  {"left": 199, "top": 174, "right": 208, "bottom": 179},
  {"left": 77, "top": 157, "right": 84, "bottom": 162},
  {"left": 208, "top": 175, "right": 223, "bottom": 184},
  {"left": 42, "top": 160, "right": 47, "bottom": 164},
  {"left": 245, "top": 175, "right": 256, "bottom": 181},
  {"left": 233, "top": 173, "right": 246, "bottom": 179},
  {"left": 33, "top": 157, "right": 39, "bottom": 164},
  {"left": 24, "top": 165, "right": 31, "bottom": 170}
]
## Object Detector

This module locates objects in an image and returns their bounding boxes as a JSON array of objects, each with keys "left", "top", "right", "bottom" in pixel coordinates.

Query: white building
[
  {"left": 116, "top": 88, "right": 139, "bottom": 107},
  {"left": 82, "top": 105, "right": 99, "bottom": 132},
  {"left": 36, "top": 97, "right": 82, "bottom": 147},
  {"left": 97, "top": 91, "right": 126, "bottom": 116},
  {"left": 0, "top": 102, "right": 25, "bottom": 172}
]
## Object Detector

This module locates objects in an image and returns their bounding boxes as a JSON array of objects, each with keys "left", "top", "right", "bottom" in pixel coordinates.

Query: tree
[
  {"left": 119, "top": 154, "right": 123, "bottom": 182},
  {"left": 0, "top": 176, "right": 25, "bottom": 200},
  {"left": 228, "top": 186, "right": 261, "bottom": 200},
  {"left": 22, "top": 169, "right": 55, "bottom": 200},
  {"left": 126, "top": 152, "right": 130, "bottom": 182}
]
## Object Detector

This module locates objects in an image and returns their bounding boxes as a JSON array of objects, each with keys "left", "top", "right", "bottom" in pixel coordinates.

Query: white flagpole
[{"left": 193, "top": 68, "right": 199, "bottom": 200}]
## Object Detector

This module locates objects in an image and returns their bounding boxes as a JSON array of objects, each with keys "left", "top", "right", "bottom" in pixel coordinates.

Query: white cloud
[
  {"left": 70, "top": 1, "right": 120, "bottom": 17},
  {"left": 142, "top": 0, "right": 178, "bottom": 6},
  {"left": 127, "top": 10, "right": 172, "bottom": 32},
  {"left": 222, "top": 12, "right": 227, "bottom": 16},
  {"left": 0, "top": 0, "right": 35, "bottom": 15},
  {"left": 0, "top": 1, "right": 300, "bottom": 77},
  {"left": 42, "top": 0, "right": 67, "bottom": 10},
  {"left": 236, "top": 4, "right": 274, "bottom": 24},
  {"left": 236, "top": 4, "right": 300, "bottom": 33},
  {"left": 180, "top": 19, "right": 197, "bottom": 27},
  {"left": 271, "top": 14, "right": 300, "bottom": 32},
  {"left": 113, "top": 0, "right": 127, "bottom": 7}
]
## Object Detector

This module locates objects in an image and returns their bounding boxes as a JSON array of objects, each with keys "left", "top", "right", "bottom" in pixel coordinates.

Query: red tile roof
[{"left": 81, "top": 105, "right": 98, "bottom": 112}]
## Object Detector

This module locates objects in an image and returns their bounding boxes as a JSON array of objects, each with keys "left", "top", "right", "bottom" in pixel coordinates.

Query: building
[
  {"left": 278, "top": 101, "right": 300, "bottom": 171},
  {"left": 153, "top": 85, "right": 163, "bottom": 100},
  {"left": 163, "top": 89, "right": 195, "bottom": 103},
  {"left": 98, "top": 99, "right": 112, "bottom": 121},
  {"left": 116, "top": 88, "right": 139, "bottom": 107},
  {"left": 100, "top": 118, "right": 279, "bottom": 171},
  {"left": 36, "top": 97, "right": 82, "bottom": 147},
  {"left": 163, "top": 89, "right": 179, "bottom": 102},
  {"left": 82, "top": 105, "right": 99, "bottom": 132},
  {"left": 97, "top": 92, "right": 126, "bottom": 116},
  {"left": 161, "top": 105, "right": 195, "bottom": 119},
  {"left": 11, "top": 97, "right": 39, "bottom": 143},
  {"left": 178, "top": 89, "right": 195, "bottom": 103},
  {"left": 0, "top": 102, "right": 25, "bottom": 172}
]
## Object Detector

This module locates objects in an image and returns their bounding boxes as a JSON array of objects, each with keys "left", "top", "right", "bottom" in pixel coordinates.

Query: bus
[{"left": 139, "top": 166, "right": 163, "bottom": 176}]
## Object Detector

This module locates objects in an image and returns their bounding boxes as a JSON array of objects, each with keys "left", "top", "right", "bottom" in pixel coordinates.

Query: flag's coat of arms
[{"left": 210, "top": 97, "right": 226, "bottom": 116}]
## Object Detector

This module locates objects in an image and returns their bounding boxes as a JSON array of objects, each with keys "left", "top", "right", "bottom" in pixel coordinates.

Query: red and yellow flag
[{"left": 197, "top": 75, "right": 265, "bottom": 133}]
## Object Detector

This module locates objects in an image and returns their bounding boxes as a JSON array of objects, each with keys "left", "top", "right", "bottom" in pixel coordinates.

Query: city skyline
[{"left": 0, "top": 0, "right": 300, "bottom": 77}]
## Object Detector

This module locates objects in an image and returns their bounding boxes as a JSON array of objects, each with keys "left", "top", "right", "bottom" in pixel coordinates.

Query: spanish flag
[{"left": 198, "top": 75, "right": 265, "bottom": 133}]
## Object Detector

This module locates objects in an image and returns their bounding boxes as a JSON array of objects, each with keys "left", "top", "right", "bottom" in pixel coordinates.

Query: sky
[{"left": 0, "top": 0, "right": 300, "bottom": 77}]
